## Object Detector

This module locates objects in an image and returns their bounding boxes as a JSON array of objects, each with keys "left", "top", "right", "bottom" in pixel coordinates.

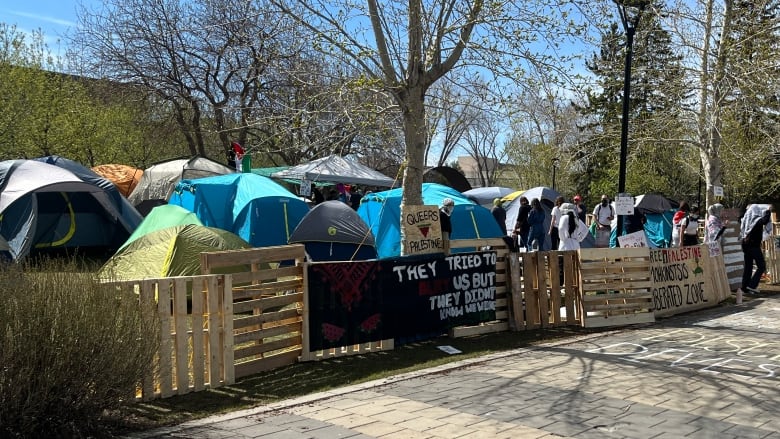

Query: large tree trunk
[{"left": 399, "top": 86, "right": 427, "bottom": 255}]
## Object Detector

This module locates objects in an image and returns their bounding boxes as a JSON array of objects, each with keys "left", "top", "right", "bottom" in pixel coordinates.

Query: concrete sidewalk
[{"left": 132, "top": 294, "right": 780, "bottom": 439}]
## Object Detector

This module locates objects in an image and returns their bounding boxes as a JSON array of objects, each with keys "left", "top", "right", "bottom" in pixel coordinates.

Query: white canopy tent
[{"left": 271, "top": 155, "right": 396, "bottom": 187}]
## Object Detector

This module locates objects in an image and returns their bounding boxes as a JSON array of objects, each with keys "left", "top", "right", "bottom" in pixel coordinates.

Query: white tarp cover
[
  {"left": 128, "top": 156, "right": 236, "bottom": 206},
  {"left": 271, "top": 155, "right": 396, "bottom": 187}
]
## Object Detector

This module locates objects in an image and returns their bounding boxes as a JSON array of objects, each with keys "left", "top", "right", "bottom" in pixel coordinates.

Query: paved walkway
[{"left": 133, "top": 294, "right": 780, "bottom": 439}]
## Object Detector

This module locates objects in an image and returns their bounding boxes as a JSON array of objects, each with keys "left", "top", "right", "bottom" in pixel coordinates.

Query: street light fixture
[
  {"left": 615, "top": 0, "right": 647, "bottom": 237},
  {"left": 551, "top": 157, "right": 560, "bottom": 191}
]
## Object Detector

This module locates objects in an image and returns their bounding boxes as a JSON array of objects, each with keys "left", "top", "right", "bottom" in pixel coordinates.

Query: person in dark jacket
[
  {"left": 526, "top": 198, "right": 546, "bottom": 251},
  {"left": 491, "top": 198, "right": 507, "bottom": 235},
  {"left": 739, "top": 206, "right": 773, "bottom": 295},
  {"left": 512, "top": 196, "right": 531, "bottom": 250}
]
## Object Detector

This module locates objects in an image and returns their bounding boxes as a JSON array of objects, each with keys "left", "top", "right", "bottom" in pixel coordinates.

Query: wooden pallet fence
[
  {"left": 764, "top": 222, "right": 780, "bottom": 285},
  {"left": 109, "top": 275, "right": 231, "bottom": 400},
  {"left": 449, "top": 238, "right": 511, "bottom": 337},
  {"left": 201, "top": 245, "right": 305, "bottom": 379},
  {"left": 512, "top": 250, "right": 580, "bottom": 330},
  {"left": 577, "top": 248, "right": 655, "bottom": 328},
  {"left": 706, "top": 243, "right": 731, "bottom": 303},
  {"left": 721, "top": 224, "right": 743, "bottom": 291}
]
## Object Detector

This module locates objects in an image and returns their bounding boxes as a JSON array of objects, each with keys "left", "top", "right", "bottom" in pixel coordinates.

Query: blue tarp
[
  {"left": 169, "top": 173, "right": 309, "bottom": 247},
  {"left": 357, "top": 183, "right": 504, "bottom": 259}
]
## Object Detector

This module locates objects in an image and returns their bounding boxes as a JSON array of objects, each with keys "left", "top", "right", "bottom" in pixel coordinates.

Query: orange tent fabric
[{"left": 92, "top": 164, "right": 143, "bottom": 197}]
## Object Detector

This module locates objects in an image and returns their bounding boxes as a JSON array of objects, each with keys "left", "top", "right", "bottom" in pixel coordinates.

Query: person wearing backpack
[
  {"left": 592, "top": 194, "right": 614, "bottom": 248},
  {"left": 677, "top": 204, "right": 700, "bottom": 247}
]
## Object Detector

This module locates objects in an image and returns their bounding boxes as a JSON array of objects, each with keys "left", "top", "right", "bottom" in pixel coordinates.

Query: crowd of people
[
  {"left": 310, "top": 182, "right": 775, "bottom": 298},
  {"left": 308, "top": 183, "right": 368, "bottom": 210},
  {"left": 491, "top": 193, "right": 596, "bottom": 252},
  {"left": 487, "top": 193, "right": 773, "bottom": 256}
]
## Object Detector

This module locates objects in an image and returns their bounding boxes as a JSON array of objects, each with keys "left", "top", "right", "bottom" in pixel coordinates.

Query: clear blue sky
[{"left": 0, "top": 1, "right": 92, "bottom": 55}]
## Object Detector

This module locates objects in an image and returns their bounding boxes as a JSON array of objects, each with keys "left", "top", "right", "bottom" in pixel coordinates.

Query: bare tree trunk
[
  {"left": 399, "top": 87, "right": 426, "bottom": 255},
  {"left": 700, "top": 0, "right": 732, "bottom": 208}
]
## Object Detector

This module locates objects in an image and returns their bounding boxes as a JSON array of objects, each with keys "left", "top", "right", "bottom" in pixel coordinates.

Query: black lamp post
[
  {"left": 551, "top": 157, "right": 560, "bottom": 191},
  {"left": 615, "top": 0, "right": 647, "bottom": 237}
]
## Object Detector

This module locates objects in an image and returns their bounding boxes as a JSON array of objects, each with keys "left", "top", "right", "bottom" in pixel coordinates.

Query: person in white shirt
[
  {"left": 592, "top": 194, "right": 614, "bottom": 248},
  {"left": 559, "top": 203, "right": 589, "bottom": 250},
  {"left": 548, "top": 196, "right": 564, "bottom": 250}
]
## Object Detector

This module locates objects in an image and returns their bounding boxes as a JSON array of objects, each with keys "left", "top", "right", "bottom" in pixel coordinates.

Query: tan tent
[{"left": 92, "top": 164, "right": 143, "bottom": 197}]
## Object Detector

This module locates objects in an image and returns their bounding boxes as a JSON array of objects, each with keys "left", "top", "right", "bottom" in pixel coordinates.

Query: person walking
[
  {"left": 558, "top": 203, "right": 589, "bottom": 251},
  {"left": 439, "top": 198, "right": 455, "bottom": 255},
  {"left": 592, "top": 194, "right": 614, "bottom": 248},
  {"left": 526, "top": 198, "right": 546, "bottom": 251},
  {"left": 549, "top": 196, "right": 564, "bottom": 250},
  {"left": 491, "top": 198, "right": 507, "bottom": 235},
  {"left": 739, "top": 206, "right": 773, "bottom": 295}
]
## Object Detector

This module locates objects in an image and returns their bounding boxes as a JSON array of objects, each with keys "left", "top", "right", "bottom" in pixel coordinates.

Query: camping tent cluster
[{"left": 0, "top": 153, "right": 687, "bottom": 279}]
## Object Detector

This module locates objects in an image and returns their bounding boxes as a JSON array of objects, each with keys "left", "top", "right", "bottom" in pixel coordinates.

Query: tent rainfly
[{"left": 270, "top": 155, "right": 396, "bottom": 187}]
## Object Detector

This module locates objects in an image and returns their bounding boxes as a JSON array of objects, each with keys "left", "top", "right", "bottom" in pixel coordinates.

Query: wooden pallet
[{"left": 578, "top": 248, "right": 655, "bottom": 328}]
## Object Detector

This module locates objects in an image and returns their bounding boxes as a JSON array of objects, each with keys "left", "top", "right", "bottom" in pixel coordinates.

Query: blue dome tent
[
  {"left": 169, "top": 173, "right": 309, "bottom": 248},
  {"left": 357, "top": 183, "right": 503, "bottom": 258}
]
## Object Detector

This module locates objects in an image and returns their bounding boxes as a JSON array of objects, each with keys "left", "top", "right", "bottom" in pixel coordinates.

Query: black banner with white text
[{"left": 307, "top": 251, "right": 497, "bottom": 351}]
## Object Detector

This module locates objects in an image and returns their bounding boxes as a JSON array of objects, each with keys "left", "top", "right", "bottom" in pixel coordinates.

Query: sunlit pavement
[{"left": 133, "top": 291, "right": 780, "bottom": 439}]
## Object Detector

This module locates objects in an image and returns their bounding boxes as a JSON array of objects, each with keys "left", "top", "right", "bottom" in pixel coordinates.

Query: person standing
[
  {"left": 349, "top": 186, "right": 363, "bottom": 210},
  {"left": 677, "top": 204, "right": 700, "bottom": 247},
  {"left": 739, "top": 206, "right": 773, "bottom": 295},
  {"left": 439, "top": 198, "right": 455, "bottom": 255},
  {"left": 526, "top": 198, "right": 546, "bottom": 251},
  {"left": 671, "top": 201, "right": 690, "bottom": 247},
  {"left": 512, "top": 196, "right": 531, "bottom": 250},
  {"left": 558, "top": 203, "right": 589, "bottom": 251},
  {"left": 704, "top": 203, "right": 726, "bottom": 244},
  {"left": 491, "top": 198, "right": 507, "bottom": 235},
  {"left": 592, "top": 194, "right": 614, "bottom": 248},
  {"left": 549, "top": 196, "right": 564, "bottom": 250},
  {"left": 573, "top": 194, "right": 587, "bottom": 224}
]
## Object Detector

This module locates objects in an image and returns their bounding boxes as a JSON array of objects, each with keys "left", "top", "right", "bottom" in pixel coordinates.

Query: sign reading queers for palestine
[
  {"left": 401, "top": 205, "right": 442, "bottom": 255},
  {"left": 649, "top": 245, "right": 717, "bottom": 317},
  {"left": 306, "top": 251, "right": 497, "bottom": 351}
]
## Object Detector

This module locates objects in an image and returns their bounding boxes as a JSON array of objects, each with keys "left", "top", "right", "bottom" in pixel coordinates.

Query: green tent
[
  {"left": 120, "top": 204, "right": 203, "bottom": 250},
  {"left": 98, "top": 224, "right": 250, "bottom": 281}
]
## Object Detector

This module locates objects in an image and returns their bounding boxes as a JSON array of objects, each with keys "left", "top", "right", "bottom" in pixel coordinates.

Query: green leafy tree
[
  {"left": 574, "top": 2, "right": 691, "bottom": 205},
  {"left": 717, "top": 0, "right": 780, "bottom": 206},
  {"left": 0, "top": 24, "right": 160, "bottom": 167}
]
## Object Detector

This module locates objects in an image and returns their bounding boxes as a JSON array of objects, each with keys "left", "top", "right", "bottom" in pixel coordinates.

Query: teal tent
[
  {"left": 357, "top": 183, "right": 503, "bottom": 258},
  {"left": 169, "top": 173, "right": 309, "bottom": 247}
]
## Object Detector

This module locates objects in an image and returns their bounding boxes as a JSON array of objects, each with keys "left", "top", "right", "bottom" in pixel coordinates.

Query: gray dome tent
[
  {"left": 128, "top": 156, "right": 236, "bottom": 215},
  {"left": 0, "top": 159, "right": 142, "bottom": 260},
  {"left": 289, "top": 200, "right": 376, "bottom": 261}
]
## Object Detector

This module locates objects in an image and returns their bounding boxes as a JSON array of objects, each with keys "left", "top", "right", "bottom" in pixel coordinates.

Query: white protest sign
[
  {"left": 615, "top": 195, "right": 635, "bottom": 216},
  {"left": 299, "top": 179, "right": 312, "bottom": 197},
  {"left": 618, "top": 230, "right": 648, "bottom": 248}
]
